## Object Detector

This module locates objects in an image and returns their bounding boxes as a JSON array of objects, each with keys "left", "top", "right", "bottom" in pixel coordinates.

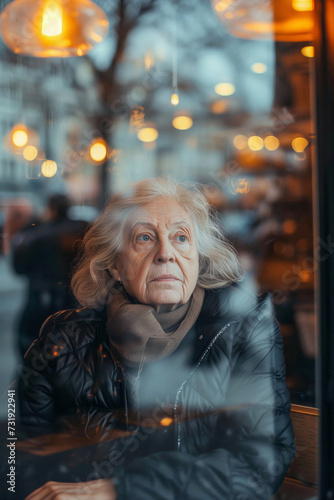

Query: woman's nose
[{"left": 154, "top": 239, "right": 175, "bottom": 263}]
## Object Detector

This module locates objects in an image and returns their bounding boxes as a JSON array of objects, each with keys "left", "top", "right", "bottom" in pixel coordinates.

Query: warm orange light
[
  {"left": 301, "top": 45, "right": 314, "bottom": 57},
  {"left": 283, "top": 219, "right": 297, "bottom": 234},
  {"left": 137, "top": 127, "right": 159, "bottom": 143},
  {"left": 41, "top": 160, "right": 57, "bottom": 177},
  {"left": 214, "top": 0, "right": 233, "bottom": 12},
  {"left": 248, "top": 136, "right": 264, "bottom": 151},
  {"left": 0, "top": 0, "right": 109, "bottom": 58},
  {"left": 211, "top": 100, "right": 227, "bottom": 114},
  {"left": 172, "top": 116, "right": 193, "bottom": 130},
  {"left": 212, "top": 0, "right": 314, "bottom": 42},
  {"left": 171, "top": 93, "right": 179, "bottom": 106},
  {"left": 90, "top": 141, "right": 107, "bottom": 162},
  {"left": 292, "top": 0, "right": 314, "bottom": 12},
  {"left": 42, "top": 1, "right": 63, "bottom": 36},
  {"left": 5, "top": 124, "right": 40, "bottom": 156},
  {"left": 299, "top": 270, "right": 311, "bottom": 282},
  {"left": 145, "top": 52, "right": 154, "bottom": 71},
  {"left": 214, "top": 82, "right": 235, "bottom": 96},
  {"left": 23, "top": 146, "right": 38, "bottom": 161},
  {"left": 233, "top": 134, "right": 248, "bottom": 150},
  {"left": 251, "top": 62, "right": 267, "bottom": 73},
  {"left": 292, "top": 137, "right": 309, "bottom": 152},
  {"left": 12, "top": 129, "right": 28, "bottom": 147},
  {"left": 160, "top": 417, "right": 173, "bottom": 426},
  {"left": 264, "top": 136, "right": 280, "bottom": 151}
]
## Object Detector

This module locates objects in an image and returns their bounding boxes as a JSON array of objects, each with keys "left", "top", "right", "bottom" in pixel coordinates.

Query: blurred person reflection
[{"left": 11, "top": 194, "right": 87, "bottom": 357}]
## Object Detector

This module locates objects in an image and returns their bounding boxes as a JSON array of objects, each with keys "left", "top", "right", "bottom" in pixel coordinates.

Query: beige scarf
[{"left": 106, "top": 286, "right": 205, "bottom": 367}]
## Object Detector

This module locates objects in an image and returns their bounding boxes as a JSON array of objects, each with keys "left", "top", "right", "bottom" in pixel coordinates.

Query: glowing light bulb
[
  {"left": 214, "top": 83, "right": 235, "bottom": 96},
  {"left": 90, "top": 141, "right": 107, "bottom": 162},
  {"left": 248, "top": 136, "right": 264, "bottom": 151},
  {"left": 137, "top": 127, "right": 159, "bottom": 143},
  {"left": 12, "top": 129, "right": 28, "bottom": 147},
  {"left": 171, "top": 93, "right": 179, "bottom": 106},
  {"left": 42, "top": 1, "right": 63, "bottom": 37},
  {"left": 301, "top": 45, "right": 314, "bottom": 58},
  {"left": 292, "top": 137, "right": 309, "bottom": 152},
  {"left": 172, "top": 116, "right": 193, "bottom": 130},
  {"left": 0, "top": 0, "right": 109, "bottom": 58},
  {"left": 41, "top": 159, "right": 57, "bottom": 177}
]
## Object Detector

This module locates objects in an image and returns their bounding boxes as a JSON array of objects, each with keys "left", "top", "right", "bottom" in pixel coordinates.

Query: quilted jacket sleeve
[
  {"left": 111, "top": 296, "right": 296, "bottom": 500},
  {"left": 18, "top": 315, "right": 61, "bottom": 436}
]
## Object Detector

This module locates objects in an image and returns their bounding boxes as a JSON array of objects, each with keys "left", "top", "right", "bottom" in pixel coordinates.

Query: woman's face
[{"left": 111, "top": 196, "right": 199, "bottom": 310}]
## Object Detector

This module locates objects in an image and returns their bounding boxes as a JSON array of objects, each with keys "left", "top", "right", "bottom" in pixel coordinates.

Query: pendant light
[
  {"left": 211, "top": 0, "right": 314, "bottom": 42},
  {"left": 0, "top": 0, "right": 109, "bottom": 57}
]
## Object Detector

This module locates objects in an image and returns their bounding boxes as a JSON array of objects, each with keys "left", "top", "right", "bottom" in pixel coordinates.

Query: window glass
[{"left": 0, "top": 0, "right": 316, "bottom": 418}]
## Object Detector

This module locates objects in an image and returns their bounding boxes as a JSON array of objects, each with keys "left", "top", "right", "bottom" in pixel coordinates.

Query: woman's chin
[{"left": 149, "top": 291, "right": 183, "bottom": 311}]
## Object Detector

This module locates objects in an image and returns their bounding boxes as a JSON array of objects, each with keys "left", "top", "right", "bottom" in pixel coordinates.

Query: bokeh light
[
  {"left": 214, "top": 82, "right": 235, "bottom": 96},
  {"left": 233, "top": 134, "right": 248, "bottom": 150},
  {"left": 283, "top": 219, "right": 297, "bottom": 234},
  {"left": 292, "top": 0, "right": 314, "bottom": 11},
  {"left": 248, "top": 136, "right": 264, "bottom": 151},
  {"left": 12, "top": 129, "right": 28, "bottom": 147},
  {"left": 160, "top": 417, "right": 173, "bottom": 426},
  {"left": 211, "top": 100, "right": 227, "bottom": 114},
  {"left": 251, "top": 63, "right": 267, "bottom": 74},
  {"left": 264, "top": 135, "right": 280, "bottom": 151},
  {"left": 292, "top": 137, "right": 309, "bottom": 152},
  {"left": 137, "top": 127, "right": 159, "bottom": 142},
  {"left": 301, "top": 45, "right": 314, "bottom": 58},
  {"left": 90, "top": 141, "right": 107, "bottom": 162},
  {"left": 171, "top": 93, "right": 179, "bottom": 106},
  {"left": 41, "top": 160, "right": 57, "bottom": 177},
  {"left": 23, "top": 145, "right": 38, "bottom": 161},
  {"left": 172, "top": 116, "right": 193, "bottom": 130}
]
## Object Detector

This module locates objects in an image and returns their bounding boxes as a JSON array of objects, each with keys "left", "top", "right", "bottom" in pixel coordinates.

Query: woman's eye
[
  {"left": 137, "top": 234, "right": 152, "bottom": 242},
  {"left": 176, "top": 235, "right": 187, "bottom": 243}
]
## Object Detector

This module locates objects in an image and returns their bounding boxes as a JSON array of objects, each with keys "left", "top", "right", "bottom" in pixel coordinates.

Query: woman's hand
[{"left": 25, "top": 479, "right": 117, "bottom": 500}]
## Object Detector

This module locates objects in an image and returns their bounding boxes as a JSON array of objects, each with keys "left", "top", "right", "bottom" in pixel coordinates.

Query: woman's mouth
[{"left": 150, "top": 275, "right": 181, "bottom": 282}]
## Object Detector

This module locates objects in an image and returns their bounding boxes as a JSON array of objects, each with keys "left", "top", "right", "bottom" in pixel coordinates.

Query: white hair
[{"left": 71, "top": 177, "right": 244, "bottom": 308}]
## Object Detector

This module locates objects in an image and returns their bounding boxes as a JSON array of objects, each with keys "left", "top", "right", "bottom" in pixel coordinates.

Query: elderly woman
[{"left": 19, "top": 178, "right": 295, "bottom": 500}]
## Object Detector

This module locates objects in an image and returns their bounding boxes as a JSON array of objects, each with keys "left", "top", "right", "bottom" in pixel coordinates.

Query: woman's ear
[{"left": 110, "top": 267, "right": 121, "bottom": 282}]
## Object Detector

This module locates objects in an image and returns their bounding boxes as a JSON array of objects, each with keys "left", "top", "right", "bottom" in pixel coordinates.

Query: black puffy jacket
[{"left": 18, "top": 283, "right": 295, "bottom": 499}]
